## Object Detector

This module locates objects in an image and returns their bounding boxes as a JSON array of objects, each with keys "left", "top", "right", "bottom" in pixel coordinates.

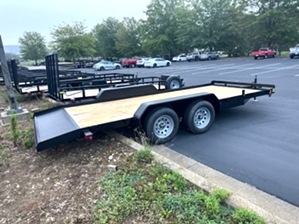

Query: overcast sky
[{"left": 0, "top": 0, "right": 151, "bottom": 45}]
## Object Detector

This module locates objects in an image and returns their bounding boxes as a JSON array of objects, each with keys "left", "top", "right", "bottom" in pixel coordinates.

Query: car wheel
[
  {"left": 264, "top": 54, "right": 268, "bottom": 59},
  {"left": 131, "top": 64, "right": 135, "bottom": 68},
  {"left": 153, "top": 64, "right": 157, "bottom": 68},
  {"left": 208, "top": 57, "right": 211, "bottom": 61},
  {"left": 254, "top": 57, "right": 258, "bottom": 60},
  {"left": 166, "top": 62, "right": 170, "bottom": 66},
  {"left": 165, "top": 76, "right": 182, "bottom": 89},
  {"left": 144, "top": 107, "right": 179, "bottom": 144},
  {"left": 116, "top": 65, "right": 120, "bottom": 69},
  {"left": 184, "top": 100, "right": 215, "bottom": 134},
  {"left": 99, "top": 67, "right": 105, "bottom": 71}
]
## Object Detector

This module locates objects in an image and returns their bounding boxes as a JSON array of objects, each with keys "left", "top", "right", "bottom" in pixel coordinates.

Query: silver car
[
  {"left": 92, "top": 60, "right": 122, "bottom": 71},
  {"left": 200, "top": 52, "right": 219, "bottom": 60}
]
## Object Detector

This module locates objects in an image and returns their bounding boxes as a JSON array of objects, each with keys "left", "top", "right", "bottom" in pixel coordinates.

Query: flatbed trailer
[{"left": 34, "top": 80, "right": 275, "bottom": 151}]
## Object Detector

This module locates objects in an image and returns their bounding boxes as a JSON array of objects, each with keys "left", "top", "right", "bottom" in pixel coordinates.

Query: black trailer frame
[{"left": 34, "top": 78, "right": 275, "bottom": 151}]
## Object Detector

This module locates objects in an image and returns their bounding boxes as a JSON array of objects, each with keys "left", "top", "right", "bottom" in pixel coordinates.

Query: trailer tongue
[{"left": 34, "top": 80, "right": 275, "bottom": 151}]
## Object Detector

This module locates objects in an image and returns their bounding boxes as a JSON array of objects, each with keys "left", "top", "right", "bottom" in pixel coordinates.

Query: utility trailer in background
[
  {"left": 34, "top": 79, "right": 275, "bottom": 151},
  {"left": 6, "top": 56, "right": 184, "bottom": 104}
]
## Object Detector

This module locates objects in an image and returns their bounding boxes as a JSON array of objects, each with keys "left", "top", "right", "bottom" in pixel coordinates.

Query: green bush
[
  {"left": 10, "top": 115, "right": 20, "bottom": 146},
  {"left": 135, "top": 149, "right": 153, "bottom": 164},
  {"left": 232, "top": 208, "right": 265, "bottom": 224}
]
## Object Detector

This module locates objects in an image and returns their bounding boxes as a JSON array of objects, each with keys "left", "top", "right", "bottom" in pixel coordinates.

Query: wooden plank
[{"left": 65, "top": 85, "right": 261, "bottom": 128}]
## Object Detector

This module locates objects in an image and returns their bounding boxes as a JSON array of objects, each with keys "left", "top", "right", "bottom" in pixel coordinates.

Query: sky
[{"left": 0, "top": 0, "right": 151, "bottom": 45}]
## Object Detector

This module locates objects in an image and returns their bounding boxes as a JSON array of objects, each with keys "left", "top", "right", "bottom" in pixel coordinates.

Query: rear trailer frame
[{"left": 34, "top": 79, "right": 275, "bottom": 151}]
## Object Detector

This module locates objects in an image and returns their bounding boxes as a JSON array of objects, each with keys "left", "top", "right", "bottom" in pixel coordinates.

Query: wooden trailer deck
[{"left": 65, "top": 85, "right": 261, "bottom": 129}]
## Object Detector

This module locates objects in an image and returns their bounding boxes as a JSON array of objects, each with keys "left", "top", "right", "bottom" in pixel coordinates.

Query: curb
[{"left": 107, "top": 131, "right": 299, "bottom": 224}]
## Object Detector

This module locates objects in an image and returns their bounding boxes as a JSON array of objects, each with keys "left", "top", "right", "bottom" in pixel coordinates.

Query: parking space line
[
  {"left": 295, "top": 74, "right": 299, "bottom": 77},
  {"left": 250, "top": 65, "right": 299, "bottom": 76},
  {"left": 196, "top": 63, "right": 257, "bottom": 74},
  {"left": 219, "top": 63, "right": 281, "bottom": 75}
]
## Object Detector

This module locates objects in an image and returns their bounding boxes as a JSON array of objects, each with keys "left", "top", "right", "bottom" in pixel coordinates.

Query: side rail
[{"left": 211, "top": 80, "right": 275, "bottom": 90}]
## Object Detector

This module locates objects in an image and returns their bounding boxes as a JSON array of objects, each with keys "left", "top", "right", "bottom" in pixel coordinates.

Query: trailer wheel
[
  {"left": 165, "top": 76, "right": 182, "bottom": 89},
  {"left": 184, "top": 100, "right": 215, "bottom": 134},
  {"left": 144, "top": 107, "right": 179, "bottom": 144}
]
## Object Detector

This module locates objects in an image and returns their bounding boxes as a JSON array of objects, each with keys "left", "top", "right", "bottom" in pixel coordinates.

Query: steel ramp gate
[{"left": 34, "top": 108, "right": 82, "bottom": 151}]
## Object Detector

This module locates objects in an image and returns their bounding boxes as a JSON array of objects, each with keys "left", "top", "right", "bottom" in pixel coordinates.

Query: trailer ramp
[{"left": 34, "top": 107, "right": 82, "bottom": 151}]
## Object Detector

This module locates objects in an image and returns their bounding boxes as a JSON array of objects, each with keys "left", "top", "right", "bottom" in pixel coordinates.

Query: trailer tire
[
  {"left": 165, "top": 76, "right": 182, "bottom": 89},
  {"left": 144, "top": 107, "right": 179, "bottom": 144},
  {"left": 184, "top": 100, "right": 215, "bottom": 134}
]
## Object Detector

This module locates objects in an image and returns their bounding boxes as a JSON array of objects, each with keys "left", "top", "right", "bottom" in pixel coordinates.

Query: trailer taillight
[{"left": 83, "top": 130, "right": 93, "bottom": 141}]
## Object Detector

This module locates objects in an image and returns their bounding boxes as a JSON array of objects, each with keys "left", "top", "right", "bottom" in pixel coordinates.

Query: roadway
[{"left": 117, "top": 56, "right": 299, "bottom": 207}]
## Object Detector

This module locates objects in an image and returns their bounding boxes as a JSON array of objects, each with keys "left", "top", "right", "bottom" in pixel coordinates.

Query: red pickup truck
[
  {"left": 122, "top": 58, "right": 140, "bottom": 68},
  {"left": 251, "top": 48, "right": 276, "bottom": 59}
]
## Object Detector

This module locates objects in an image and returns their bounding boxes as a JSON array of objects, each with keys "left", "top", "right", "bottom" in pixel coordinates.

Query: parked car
[
  {"left": 289, "top": 44, "right": 299, "bottom": 59},
  {"left": 251, "top": 48, "right": 276, "bottom": 59},
  {"left": 144, "top": 58, "right": 171, "bottom": 68},
  {"left": 187, "top": 52, "right": 200, "bottom": 61},
  {"left": 200, "top": 52, "right": 219, "bottom": 60},
  {"left": 136, "top": 58, "right": 151, "bottom": 67},
  {"left": 172, "top": 54, "right": 187, "bottom": 62},
  {"left": 122, "top": 58, "right": 140, "bottom": 68},
  {"left": 114, "top": 58, "right": 127, "bottom": 65},
  {"left": 92, "top": 60, "right": 122, "bottom": 71}
]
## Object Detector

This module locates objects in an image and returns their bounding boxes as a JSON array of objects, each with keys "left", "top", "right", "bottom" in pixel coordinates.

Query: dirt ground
[{"left": 0, "top": 89, "right": 135, "bottom": 223}]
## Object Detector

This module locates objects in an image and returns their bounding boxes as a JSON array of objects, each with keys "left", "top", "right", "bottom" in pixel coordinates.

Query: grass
[{"left": 93, "top": 149, "right": 266, "bottom": 224}]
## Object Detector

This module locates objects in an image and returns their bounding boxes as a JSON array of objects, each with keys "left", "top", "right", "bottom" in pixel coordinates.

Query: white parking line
[
  {"left": 295, "top": 74, "right": 299, "bottom": 77},
  {"left": 218, "top": 63, "right": 281, "bottom": 75},
  {"left": 201, "top": 63, "right": 257, "bottom": 74},
  {"left": 250, "top": 65, "right": 299, "bottom": 76}
]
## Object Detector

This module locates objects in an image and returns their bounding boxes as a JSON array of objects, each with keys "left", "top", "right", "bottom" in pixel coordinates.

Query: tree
[
  {"left": 246, "top": 0, "right": 299, "bottom": 52},
  {"left": 93, "top": 17, "right": 121, "bottom": 58},
  {"left": 143, "top": 0, "right": 186, "bottom": 56},
  {"left": 115, "top": 17, "right": 144, "bottom": 57},
  {"left": 50, "top": 21, "right": 96, "bottom": 61},
  {"left": 19, "top": 32, "right": 47, "bottom": 65}
]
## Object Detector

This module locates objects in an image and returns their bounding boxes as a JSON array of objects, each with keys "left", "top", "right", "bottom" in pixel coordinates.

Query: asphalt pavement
[{"left": 115, "top": 57, "right": 299, "bottom": 207}]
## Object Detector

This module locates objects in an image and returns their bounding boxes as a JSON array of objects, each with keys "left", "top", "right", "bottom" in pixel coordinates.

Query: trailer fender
[{"left": 133, "top": 93, "right": 219, "bottom": 127}]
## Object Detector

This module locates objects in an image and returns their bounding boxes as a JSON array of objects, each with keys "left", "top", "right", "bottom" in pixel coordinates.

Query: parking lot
[{"left": 117, "top": 57, "right": 299, "bottom": 207}]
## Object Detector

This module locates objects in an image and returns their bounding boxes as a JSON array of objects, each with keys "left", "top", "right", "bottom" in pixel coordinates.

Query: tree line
[{"left": 14, "top": 0, "right": 299, "bottom": 64}]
